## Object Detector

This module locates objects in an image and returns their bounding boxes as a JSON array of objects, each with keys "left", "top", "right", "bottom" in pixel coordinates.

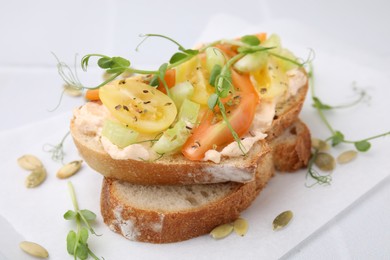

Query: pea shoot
[
  {"left": 306, "top": 63, "right": 390, "bottom": 186},
  {"left": 64, "top": 181, "right": 102, "bottom": 260}
]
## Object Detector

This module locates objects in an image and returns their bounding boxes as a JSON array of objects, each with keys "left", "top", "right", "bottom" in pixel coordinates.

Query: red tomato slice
[{"left": 182, "top": 70, "right": 259, "bottom": 161}]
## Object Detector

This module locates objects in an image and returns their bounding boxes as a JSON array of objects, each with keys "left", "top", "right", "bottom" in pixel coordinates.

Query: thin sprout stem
[
  {"left": 269, "top": 52, "right": 303, "bottom": 66},
  {"left": 87, "top": 248, "right": 101, "bottom": 260},
  {"left": 48, "top": 89, "right": 67, "bottom": 112},
  {"left": 305, "top": 148, "right": 332, "bottom": 186},
  {"left": 217, "top": 98, "right": 247, "bottom": 155},
  {"left": 315, "top": 105, "right": 336, "bottom": 135},
  {"left": 60, "top": 131, "right": 70, "bottom": 144},
  {"left": 85, "top": 72, "right": 122, "bottom": 90},
  {"left": 138, "top": 34, "right": 186, "bottom": 50},
  {"left": 331, "top": 90, "right": 367, "bottom": 109},
  {"left": 128, "top": 68, "right": 158, "bottom": 75},
  {"left": 67, "top": 181, "right": 79, "bottom": 211},
  {"left": 343, "top": 131, "right": 390, "bottom": 144},
  {"left": 309, "top": 63, "right": 336, "bottom": 135}
]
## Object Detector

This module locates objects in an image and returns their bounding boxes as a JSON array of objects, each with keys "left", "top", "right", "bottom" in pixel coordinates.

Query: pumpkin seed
[
  {"left": 311, "top": 138, "right": 330, "bottom": 151},
  {"left": 63, "top": 84, "right": 83, "bottom": 97},
  {"left": 233, "top": 218, "right": 249, "bottom": 236},
  {"left": 17, "top": 154, "right": 43, "bottom": 171},
  {"left": 19, "top": 241, "right": 49, "bottom": 258},
  {"left": 210, "top": 223, "right": 233, "bottom": 239},
  {"left": 314, "top": 152, "right": 336, "bottom": 171},
  {"left": 25, "top": 168, "right": 47, "bottom": 188},
  {"left": 56, "top": 160, "right": 83, "bottom": 179},
  {"left": 273, "top": 210, "right": 293, "bottom": 231},
  {"left": 337, "top": 150, "right": 358, "bottom": 164}
]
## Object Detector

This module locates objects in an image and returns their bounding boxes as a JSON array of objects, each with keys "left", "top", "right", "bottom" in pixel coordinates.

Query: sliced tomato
[
  {"left": 231, "top": 69, "right": 259, "bottom": 95},
  {"left": 181, "top": 70, "right": 259, "bottom": 161},
  {"left": 214, "top": 44, "right": 238, "bottom": 58},
  {"left": 255, "top": 33, "right": 267, "bottom": 43},
  {"left": 157, "top": 69, "right": 176, "bottom": 93},
  {"left": 99, "top": 78, "right": 177, "bottom": 133}
]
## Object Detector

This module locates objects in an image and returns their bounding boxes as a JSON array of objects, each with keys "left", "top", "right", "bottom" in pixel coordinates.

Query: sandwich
[
  {"left": 70, "top": 33, "right": 309, "bottom": 185},
  {"left": 68, "top": 33, "right": 311, "bottom": 243}
]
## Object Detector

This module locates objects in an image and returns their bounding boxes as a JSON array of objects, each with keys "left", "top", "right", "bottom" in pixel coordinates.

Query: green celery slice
[
  {"left": 170, "top": 82, "right": 194, "bottom": 109},
  {"left": 152, "top": 98, "right": 200, "bottom": 154},
  {"left": 101, "top": 119, "right": 139, "bottom": 148}
]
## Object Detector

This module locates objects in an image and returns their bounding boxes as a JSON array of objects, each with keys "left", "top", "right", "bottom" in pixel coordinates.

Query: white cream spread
[
  {"left": 287, "top": 69, "right": 307, "bottom": 96},
  {"left": 101, "top": 136, "right": 150, "bottom": 161},
  {"left": 73, "top": 102, "right": 109, "bottom": 136}
]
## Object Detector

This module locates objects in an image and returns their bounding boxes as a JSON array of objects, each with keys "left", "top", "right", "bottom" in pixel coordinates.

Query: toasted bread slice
[
  {"left": 101, "top": 151, "right": 274, "bottom": 244},
  {"left": 70, "top": 77, "right": 308, "bottom": 185},
  {"left": 100, "top": 120, "right": 310, "bottom": 243}
]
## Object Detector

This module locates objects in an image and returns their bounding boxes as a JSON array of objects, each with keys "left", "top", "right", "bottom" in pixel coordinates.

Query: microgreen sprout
[
  {"left": 43, "top": 131, "right": 70, "bottom": 164},
  {"left": 64, "top": 181, "right": 102, "bottom": 260},
  {"left": 306, "top": 63, "right": 390, "bottom": 186},
  {"left": 305, "top": 148, "right": 332, "bottom": 187}
]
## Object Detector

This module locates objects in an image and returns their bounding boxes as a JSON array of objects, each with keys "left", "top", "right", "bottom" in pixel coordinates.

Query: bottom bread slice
[
  {"left": 101, "top": 150, "right": 274, "bottom": 244},
  {"left": 271, "top": 119, "right": 311, "bottom": 172},
  {"left": 100, "top": 119, "right": 311, "bottom": 243}
]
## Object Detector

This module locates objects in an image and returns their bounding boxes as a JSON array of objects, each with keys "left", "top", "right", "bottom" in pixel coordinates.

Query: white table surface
[{"left": 1, "top": 0, "right": 390, "bottom": 259}]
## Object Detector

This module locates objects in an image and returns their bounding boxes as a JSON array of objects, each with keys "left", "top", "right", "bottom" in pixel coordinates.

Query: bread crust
[
  {"left": 100, "top": 152, "right": 274, "bottom": 243},
  {"left": 70, "top": 71, "right": 308, "bottom": 185},
  {"left": 271, "top": 119, "right": 312, "bottom": 172}
]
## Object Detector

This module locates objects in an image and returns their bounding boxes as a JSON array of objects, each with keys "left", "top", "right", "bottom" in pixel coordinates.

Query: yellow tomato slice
[
  {"left": 99, "top": 78, "right": 177, "bottom": 134},
  {"left": 175, "top": 55, "right": 214, "bottom": 105},
  {"left": 250, "top": 57, "right": 288, "bottom": 101},
  {"left": 175, "top": 56, "right": 198, "bottom": 84}
]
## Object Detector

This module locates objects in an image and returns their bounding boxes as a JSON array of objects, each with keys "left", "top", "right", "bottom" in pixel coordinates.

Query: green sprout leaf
[
  {"left": 97, "top": 57, "right": 113, "bottom": 69},
  {"left": 80, "top": 209, "right": 97, "bottom": 221},
  {"left": 312, "top": 97, "right": 332, "bottom": 110},
  {"left": 354, "top": 140, "right": 371, "bottom": 152},
  {"left": 158, "top": 63, "right": 168, "bottom": 79},
  {"left": 182, "top": 49, "right": 199, "bottom": 55},
  {"left": 80, "top": 227, "right": 89, "bottom": 244},
  {"left": 209, "top": 64, "right": 222, "bottom": 87},
  {"left": 63, "top": 210, "right": 77, "bottom": 220},
  {"left": 65, "top": 182, "right": 102, "bottom": 260},
  {"left": 169, "top": 52, "right": 188, "bottom": 64},
  {"left": 241, "top": 35, "right": 260, "bottom": 46},
  {"left": 331, "top": 131, "right": 345, "bottom": 146},
  {"left": 149, "top": 75, "right": 159, "bottom": 86},
  {"left": 76, "top": 243, "right": 89, "bottom": 260},
  {"left": 111, "top": 56, "right": 130, "bottom": 67},
  {"left": 66, "top": 231, "right": 76, "bottom": 255}
]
